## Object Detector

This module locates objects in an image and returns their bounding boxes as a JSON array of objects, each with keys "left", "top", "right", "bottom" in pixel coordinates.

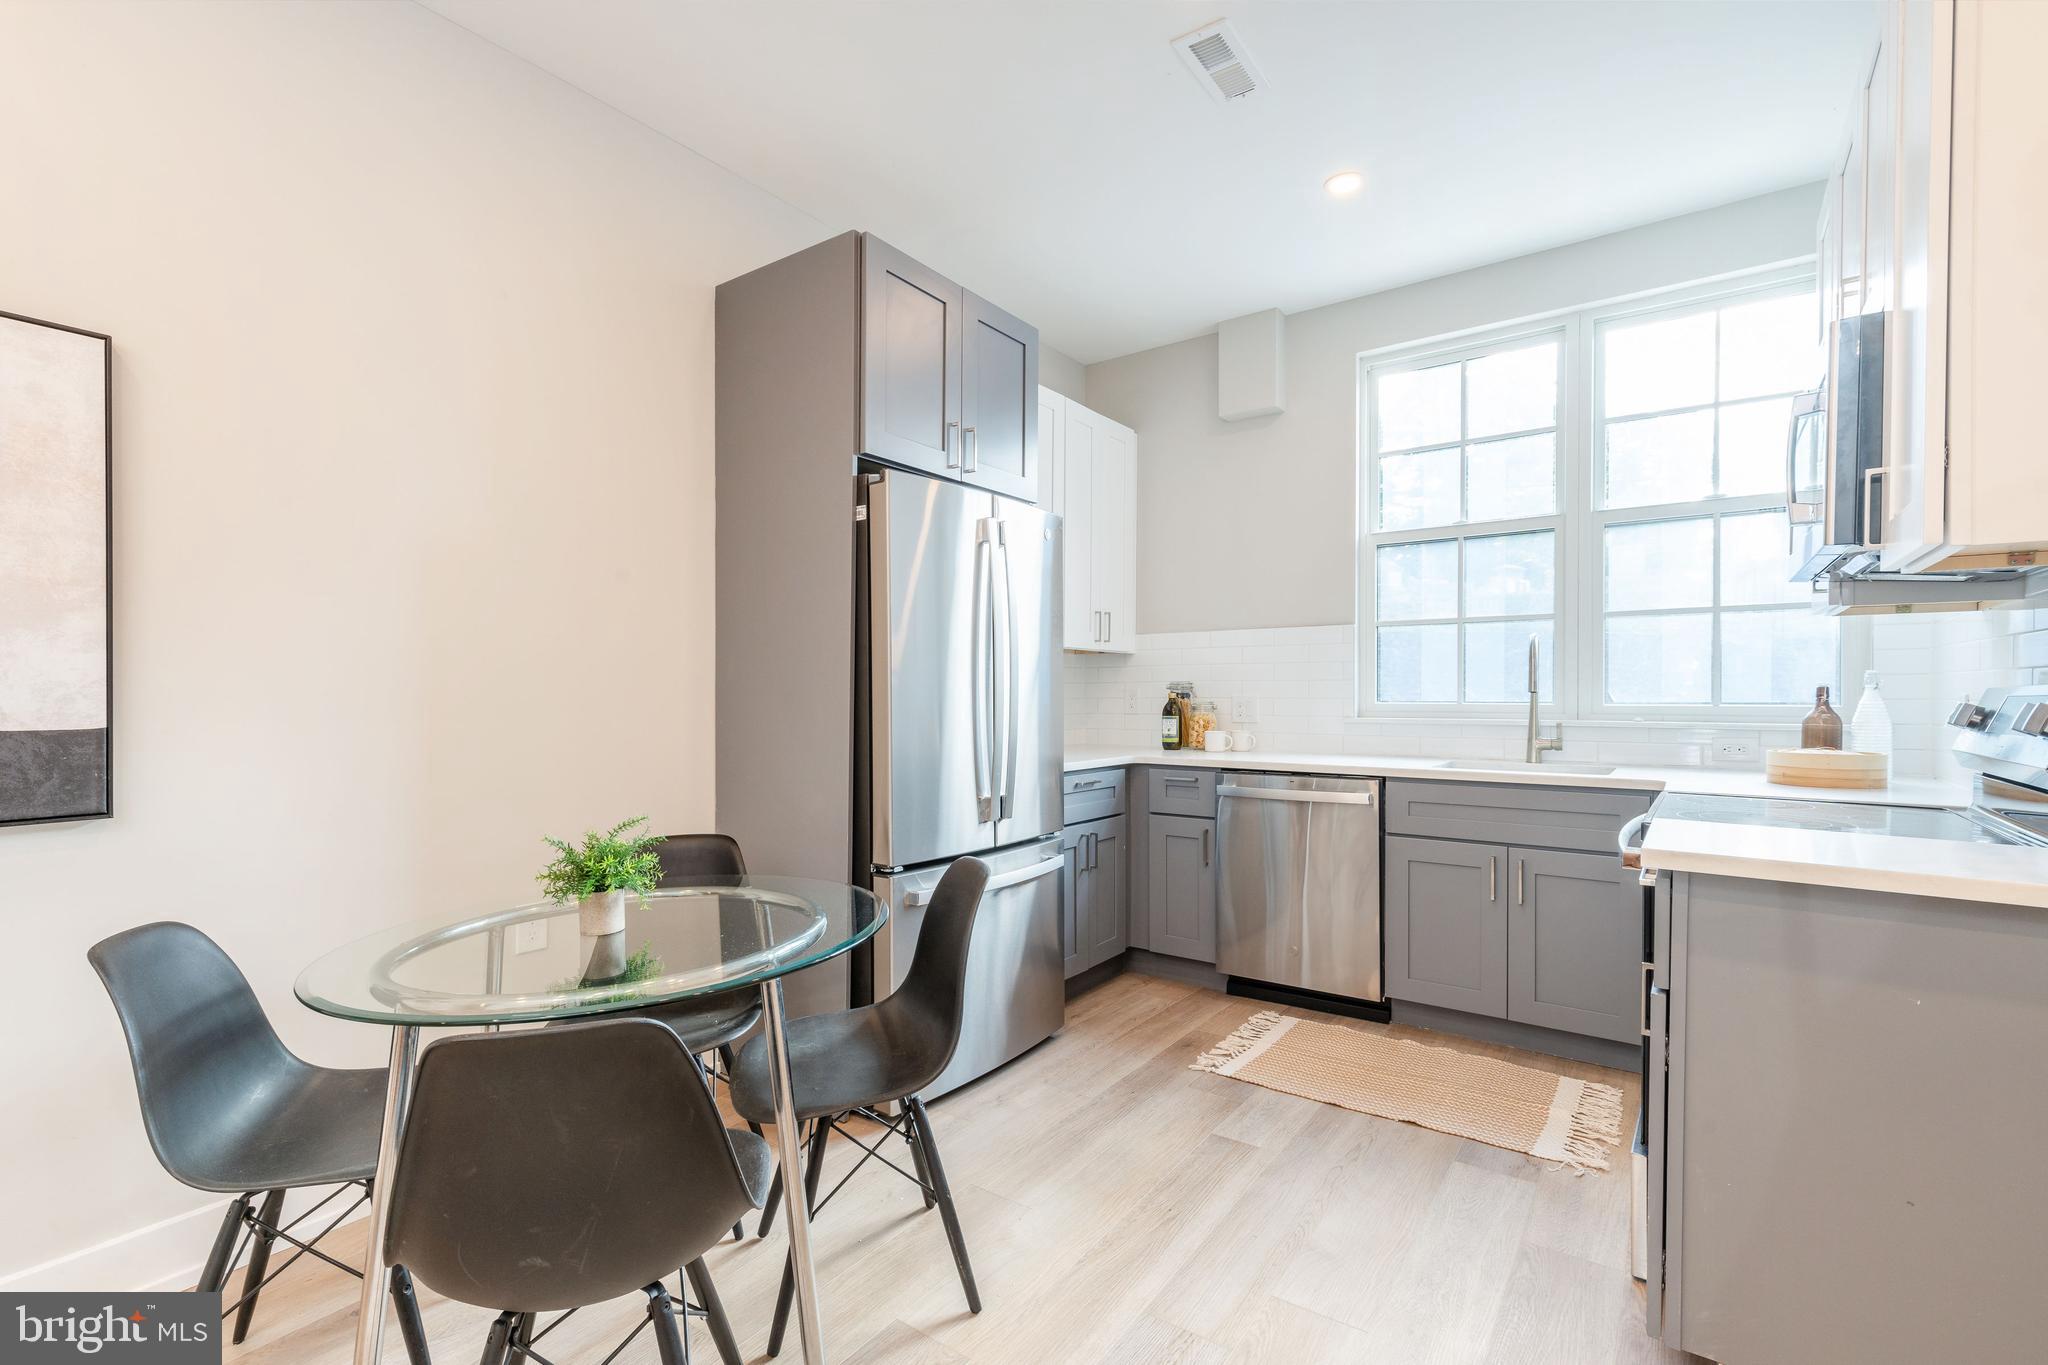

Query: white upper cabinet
[
  {"left": 1840, "top": 0, "right": 2048, "bottom": 572},
  {"left": 1041, "top": 386, "right": 1135, "bottom": 653}
]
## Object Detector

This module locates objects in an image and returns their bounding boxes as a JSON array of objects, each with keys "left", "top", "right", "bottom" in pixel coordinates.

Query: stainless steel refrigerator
[{"left": 858, "top": 466, "right": 1065, "bottom": 1098}]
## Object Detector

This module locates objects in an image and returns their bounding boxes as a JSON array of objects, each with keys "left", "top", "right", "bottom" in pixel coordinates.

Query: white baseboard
[{"left": 0, "top": 1187, "right": 365, "bottom": 1293}]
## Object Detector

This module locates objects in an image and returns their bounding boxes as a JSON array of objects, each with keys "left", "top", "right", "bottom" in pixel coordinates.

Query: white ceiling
[{"left": 420, "top": 0, "right": 1879, "bottom": 364}]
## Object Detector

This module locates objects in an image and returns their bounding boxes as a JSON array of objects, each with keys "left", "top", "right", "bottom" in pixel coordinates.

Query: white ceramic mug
[
  {"left": 1232, "top": 731, "right": 1259, "bottom": 751},
  {"left": 1202, "top": 731, "right": 1234, "bottom": 752}
]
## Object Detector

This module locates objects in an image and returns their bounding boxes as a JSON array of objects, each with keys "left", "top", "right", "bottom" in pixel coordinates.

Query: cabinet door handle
[
  {"left": 1201, "top": 827, "right": 1212, "bottom": 867},
  {"left": 1104, "top": 610, "right": 1112, "bottom": 641},
  {"left": 1488, "top": 855, "right": 1497, "bottom": 902},
  {"left": 1515, "top": 859, "right": 1525, "bottom": 906},
  {"left": 1088, "top": 831, "right": 1099, "bottom": 871},
  {"left": 1093, "top": 609, "right": 1102, "bottom": 642},
  {"left": 965, "top": 425, "right": 979, "bottom": 473},
  {"left": 946, "top": 420, "right": 960, "bottom": 469}
]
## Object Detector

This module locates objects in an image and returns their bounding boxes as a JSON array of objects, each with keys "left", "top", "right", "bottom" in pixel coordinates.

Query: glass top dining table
[{"left": 296, "top": 876, "right": 883, "bottom": 1365}]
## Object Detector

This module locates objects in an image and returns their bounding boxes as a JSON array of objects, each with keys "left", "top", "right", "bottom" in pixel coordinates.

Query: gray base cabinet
[
  {"left": 1147, "top": 813, "right": 1217, "bottom": 963},
  {"left": 1507, "top": 847, "right": 1642, "bottom": 1044},
  {"left": 1385, "top": 835, "right": 1506, "bottom": 1016},
  {"left": 1384, "top": 780, "right": 1650, "bottom": 1047},
  {"left": 1061, "top": 814, "right": 1127, "bottom": 979}
]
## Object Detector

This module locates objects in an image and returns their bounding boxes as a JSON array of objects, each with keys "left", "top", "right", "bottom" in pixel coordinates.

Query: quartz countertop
[
  {"left": 1062, "top": 746, "right": 2048, "bottom": 907},
  {"left": 1061, "top": 745, "right": 1969, "bottom": 808}
]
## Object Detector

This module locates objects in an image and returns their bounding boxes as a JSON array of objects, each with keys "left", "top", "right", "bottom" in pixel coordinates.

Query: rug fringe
[
  {"left": 1556, "top": 1081, "right": 1626, "bottom": 1174},
  {"left": 1190, "top": 1010, "right": 1288, "bottom": 1074}
]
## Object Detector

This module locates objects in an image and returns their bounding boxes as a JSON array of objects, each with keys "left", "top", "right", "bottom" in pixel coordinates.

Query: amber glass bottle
[{"left": 1800, "top": 686, "right": 1843, "bottom": 749}]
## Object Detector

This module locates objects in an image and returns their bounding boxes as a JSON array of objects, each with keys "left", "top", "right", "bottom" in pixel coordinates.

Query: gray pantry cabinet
[
  {"left": 860, "top": 234, "right": 1039, "bottom": 503},
  {"left": 1384, "top": 780, "right": 1650, "bottom": 1045}
]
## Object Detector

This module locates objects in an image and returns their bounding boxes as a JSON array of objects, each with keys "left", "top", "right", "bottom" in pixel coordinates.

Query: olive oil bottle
[{"left": 1160, "top": 690, "right": 1183, "bottom": 750}]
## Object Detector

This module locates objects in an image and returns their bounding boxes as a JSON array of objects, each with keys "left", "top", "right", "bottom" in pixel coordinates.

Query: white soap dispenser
[{"left": 1849, "top": 671, "right": 1894, "bottom": 757}]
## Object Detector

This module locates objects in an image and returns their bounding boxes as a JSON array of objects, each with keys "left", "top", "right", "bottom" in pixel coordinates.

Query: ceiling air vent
[{"left": 1172, "top": 19, "right": 1268, "bottom": 105}]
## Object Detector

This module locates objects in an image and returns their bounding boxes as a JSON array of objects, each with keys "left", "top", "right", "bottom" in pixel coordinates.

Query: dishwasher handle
[{"left": 1217, "top": 784, "right": 1377, "bottom": 806}]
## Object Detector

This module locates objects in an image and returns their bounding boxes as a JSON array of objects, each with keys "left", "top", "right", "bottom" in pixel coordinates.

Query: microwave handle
[{"left": 1863, "top": 466, "right": 1886, "bottom": 548}]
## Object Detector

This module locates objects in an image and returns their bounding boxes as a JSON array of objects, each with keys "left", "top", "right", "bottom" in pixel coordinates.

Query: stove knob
[
  {"left": 2017, "top": 703, "right": 2048, "bottom": 737},
  {"left": 1949, "top": 701, "right": 1991, "bottom": 729}
]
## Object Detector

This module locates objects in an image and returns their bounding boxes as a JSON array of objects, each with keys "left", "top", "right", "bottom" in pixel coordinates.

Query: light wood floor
[{"left": 221, "top": 972, "right": 1692, "bottom": 1365}]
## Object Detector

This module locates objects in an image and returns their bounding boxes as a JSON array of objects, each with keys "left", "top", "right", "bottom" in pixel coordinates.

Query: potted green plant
[{"left": 536, "top": 816, "right": 665, "bottom": 936}]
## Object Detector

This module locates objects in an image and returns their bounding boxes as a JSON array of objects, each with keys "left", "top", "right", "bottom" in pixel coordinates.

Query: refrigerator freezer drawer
[{"left": 874, "top": 837, "right": 1065, "bottom": 1100}]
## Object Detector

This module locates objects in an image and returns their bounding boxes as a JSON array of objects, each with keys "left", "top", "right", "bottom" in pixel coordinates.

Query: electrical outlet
[
  {"left": 513, "top": 920, "right": 547, "bottom": 954},
  {"left": 1126, "top": 686, "right": 1154, "bottom": 715},
  {"left": 1713, "top": 736, "right": 1758, "bottom": 763},
  {"left": 1231, "top": 697, "right": 1258, "bottom": 723}
]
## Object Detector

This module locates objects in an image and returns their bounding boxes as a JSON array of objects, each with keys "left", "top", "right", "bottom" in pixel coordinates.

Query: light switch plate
[{"left": 513, "top": 920, "right": 547, "bottom": 954}]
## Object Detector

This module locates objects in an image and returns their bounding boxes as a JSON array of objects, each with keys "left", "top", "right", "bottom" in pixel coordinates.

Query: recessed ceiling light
[{"left": 1325, "top": 170, "right": 1365, "bottom": 199}]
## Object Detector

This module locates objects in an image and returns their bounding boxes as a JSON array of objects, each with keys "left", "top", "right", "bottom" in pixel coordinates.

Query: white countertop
[
  {"left": 1064, "top": 745, "right": 2048, "bottom": 907},
  {"left": 1062, "top": 745, "right": 1969, "bottom": 808},
  {"left": 1638, "top": 817, "right": 2048, "bottom": 909}
]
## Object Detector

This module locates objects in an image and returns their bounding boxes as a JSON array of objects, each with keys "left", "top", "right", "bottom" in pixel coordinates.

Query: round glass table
[{"left": 297, "top": 877, "right": 883, "bottom": 1365}]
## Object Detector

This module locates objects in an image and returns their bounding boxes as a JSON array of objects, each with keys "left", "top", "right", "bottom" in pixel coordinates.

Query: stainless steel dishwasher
[{"left": 1216, "top": 771, "right": 1386, "bottom": 1016}]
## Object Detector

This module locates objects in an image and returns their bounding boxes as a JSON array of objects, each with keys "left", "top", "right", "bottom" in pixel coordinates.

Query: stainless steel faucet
[{"left": 1525, "top": 633, "right": 1563, "bottom": 765}]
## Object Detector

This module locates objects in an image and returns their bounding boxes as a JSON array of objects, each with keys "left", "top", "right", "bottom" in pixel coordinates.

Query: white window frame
[
  {"left": 1356, "top": 265, "right": 1860, "bottom": 723},
  {"left": 1358, "top": 321, "right": 1572, "bottom": 718}
]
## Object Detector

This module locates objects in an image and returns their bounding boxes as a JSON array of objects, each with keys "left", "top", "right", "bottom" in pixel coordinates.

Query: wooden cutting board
[{"left": 1765, "top": 747, "right": 1889, "bottom": 789}]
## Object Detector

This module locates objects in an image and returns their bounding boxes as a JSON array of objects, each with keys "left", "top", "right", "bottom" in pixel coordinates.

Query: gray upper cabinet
[
  {"left": 1506, "top": 847, "right": 1642, "bottom": 1044},
  {"left": 960, "top": 290, "right": 1039, "bottom": 502},
  {"left": 860, "top": 235, "right": 962, "bottom": 478},
  {"left": 859, "top": 235, "right": 1039, "bottom": 501},
  {"left": 1148, "top": 813, "right": 1216, "bottom": 963},
  {"left": 1385, "top": 835, "right": 1506, "bottom": 1016}
]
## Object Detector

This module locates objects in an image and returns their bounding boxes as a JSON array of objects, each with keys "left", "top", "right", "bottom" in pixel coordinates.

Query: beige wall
[
  {"left": 0, "top": 0, "right": 824, "bottom": 1288},
  {"left": 1085, "top": 185, "right": 1823, "bottom": 635},
  {"left": 1040, "top": 343, "right": 1087, "bottom": 404}
]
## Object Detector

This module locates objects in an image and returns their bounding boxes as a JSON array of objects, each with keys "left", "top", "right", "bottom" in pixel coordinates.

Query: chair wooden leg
[
  {"left": 478, "top": 1311, "right": 517, "bottom": 1365},
  {"left": 684, "top": 1257, "right": 742, "bottom": 1365},
  {"left": 766, "top": 1116, "right": 833, "bottom": 1359},
  {"left": 646, "top": 1282, "right": 688, "bottom": 1365},
  {"left": 905, "top": 1116, "right": 938, "bottom": 1211},
  {"left": 908, "top": 1096, "right": 981, "bottom": 1314},
  {"left": 232, "top": 1189, "right": 286, "bottom": 1344},
  {"left": 389, "top": 1266, "right": 432, "bottom": 1365},
  {"left": 198, "top": 1194, "right": 252, "bottom": 1292}
]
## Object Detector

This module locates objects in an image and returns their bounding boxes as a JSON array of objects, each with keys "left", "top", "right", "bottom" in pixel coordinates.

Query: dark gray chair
[
  {"left": 632, "top": 834, "right": 762, "bottom": 1064},
  {"left": 383, "top": 1018, "right": 770, "bottom": 1365},
  {"left": 727, "top": 856, "right": 992, "bottom": 1357},
  {"left": 88, "top": 922, "right": 384, "bottom": 1345}
]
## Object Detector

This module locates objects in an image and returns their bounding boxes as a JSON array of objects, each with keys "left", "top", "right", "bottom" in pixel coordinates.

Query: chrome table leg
[
  {"left": 352, "top": 1025, "right": 420, "bottom": 1365},
  {"left": 760, "top": 978, "right": 826, "bottom": 1365}
]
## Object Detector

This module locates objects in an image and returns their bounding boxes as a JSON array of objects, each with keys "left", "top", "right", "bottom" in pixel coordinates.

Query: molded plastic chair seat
[
  {"left": 727, "top": 1008, "right": 938, "bottom": 1125},
  {"left": 197, "top": 1064, "right": 385, "bottom": 1193},
  {"left": 638, "top": 990, "right": 762, "bottom": 1055}
]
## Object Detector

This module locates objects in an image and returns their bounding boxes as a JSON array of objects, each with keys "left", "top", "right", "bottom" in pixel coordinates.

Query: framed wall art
[{"left": 0, "top": 310, "right": 111, "bottom": 825}]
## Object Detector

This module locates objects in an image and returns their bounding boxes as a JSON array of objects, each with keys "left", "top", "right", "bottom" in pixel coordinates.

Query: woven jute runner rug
[{"left": 1192, "top": 1010, "right": 1625, "bottom": 1172}]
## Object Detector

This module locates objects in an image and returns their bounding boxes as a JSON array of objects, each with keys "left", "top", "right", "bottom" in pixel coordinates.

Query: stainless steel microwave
[{"left": 1787, "top": 311, "right": 1886, "bottom": 581}]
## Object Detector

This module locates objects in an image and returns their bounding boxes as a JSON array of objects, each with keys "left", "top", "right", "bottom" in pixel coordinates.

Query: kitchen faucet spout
[{"left": 1525, "top": 634, "right": 1563, "bottom": 765}]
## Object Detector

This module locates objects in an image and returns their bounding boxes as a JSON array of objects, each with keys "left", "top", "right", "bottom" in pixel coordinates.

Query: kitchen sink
[{"left": 1433, "top": 759, "right": 1618, "bottom": 776}]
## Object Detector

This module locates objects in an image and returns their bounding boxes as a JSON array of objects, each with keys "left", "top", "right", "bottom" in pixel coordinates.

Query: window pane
[
  {"left": 1719, "top": 293, "right": 1820, "bottom": 401},
  {"left": 1603, "top": 409, "right": 1713, "bottom": 508},
  {"left": 1465, "top": 620, "right": 1554, "bottom": 703},
  {"left": 1716, "top": 396, "right": 1793, "bottom": 499},
  {"left": 1376, "top": 362, "right": 1460, "bottom": 452},
  {"left": 1378, "top": 624, "right": 1457, "bottom": 703},
  {"left": 1721, "top": 511, "right": 1808, "bottom": 606},
  {"left": 1722, "top": 609, "right": 1837, "bottom": 704},
  {"left": 1606, "top": 517, "right": 1713, "bottom": 611},
  {"left": 1466, "top": 340, "right": 1557, "bottom": 439},
  {"left": 1378, "top": 448, "right": 1460, "bottom": 531},
  {"left": 1465, "top": 530, "right": 1554, "bottom": 617},
  {"left": 1606, "top": 613, "right": 1713, "bottom": 705},
  {"left": 1376, "top": 540, "right": 1459, "bottom": 621},
  {"left": 1466, "top": 434, "right": 1556, "bottom": 522},
  {"left": 1604, "top": 311, "right": 1715, "bottom": 417}
]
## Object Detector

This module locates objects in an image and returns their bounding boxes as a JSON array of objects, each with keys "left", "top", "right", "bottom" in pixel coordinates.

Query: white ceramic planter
[{"left": 577, "top": 888, "right": 626, "bottom": 936}]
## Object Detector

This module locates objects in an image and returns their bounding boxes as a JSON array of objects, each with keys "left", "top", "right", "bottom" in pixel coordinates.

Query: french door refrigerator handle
[
  {"left": 971, "top": 523, "right": 994, "bottom": 823},
  {"left": 986, "top": 854, "right": 1065, "bottom": 892},
  {"left": 997, "top": 519, "right": 1019, "bottom": 819}
]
